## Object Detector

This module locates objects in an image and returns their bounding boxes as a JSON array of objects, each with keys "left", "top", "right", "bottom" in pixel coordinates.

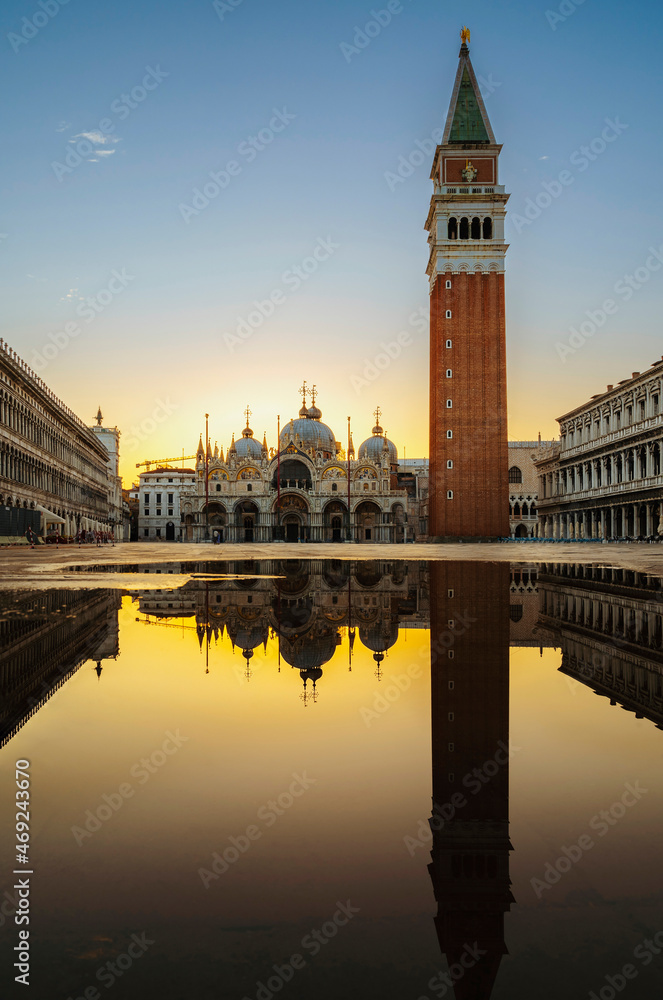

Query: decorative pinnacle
[
  {"left": 460, "top": 25, "right": 470, "bottom": 45},
  {"left": 373, "top": 405, "right": 382, "bottom": 426},
  {"left": 310, "top": 384, "right": 317, "bottom": 405},
  {"left": 244, "top": 404, "right": 252, "bottom": 427},
  {"left": 299, "top": 380, "right": 308, "bottom": 406}
]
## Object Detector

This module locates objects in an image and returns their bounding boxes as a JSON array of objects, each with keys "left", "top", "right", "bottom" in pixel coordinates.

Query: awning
[{"left": 36, "top": 505, "right": 66, "bottom": 524}]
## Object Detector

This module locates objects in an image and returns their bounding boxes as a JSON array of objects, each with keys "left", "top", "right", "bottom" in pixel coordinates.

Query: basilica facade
[{"left": 177, "top": 388, "right": 412, "bottom": 543}]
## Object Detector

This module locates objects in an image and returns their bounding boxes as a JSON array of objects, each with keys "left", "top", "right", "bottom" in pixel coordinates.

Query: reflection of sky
[
  {"left": 0, "top": 0, "right": 661, "bottom": 482},
  {"left": 0, "top": 586, "right": 662, "bottom": 997}
]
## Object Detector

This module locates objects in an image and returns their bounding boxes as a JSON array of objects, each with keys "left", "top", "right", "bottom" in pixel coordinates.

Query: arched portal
[
  {"left": 355, "top": 501, "right": 381, "bottom": 542},
  {"left": 235, "top": 500, "right": 259, "bottom": 542}
]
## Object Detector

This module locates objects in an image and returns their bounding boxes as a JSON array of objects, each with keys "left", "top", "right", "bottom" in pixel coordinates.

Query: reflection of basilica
[
  {"left": 135, "top": 560, "right": 429, "bottom": 698},
  {"left": 178, "top": 389, "right": 415, "bottom": 543},
  {"left": 0, "top": 589, "right": 120, "bottom": 747}
]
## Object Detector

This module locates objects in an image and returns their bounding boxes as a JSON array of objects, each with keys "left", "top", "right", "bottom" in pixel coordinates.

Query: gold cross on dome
[
  {"left": 310, "top": 384, "right": 317, "bottom": 405},
  {"left": 299, "top": 380, "right": 308, "bottom": 406},
  {"left": 244, "top": 404, "right": 252, "bottom": 426},
  {"left": 374, "top": 405, "right": 382, "bottom": 425}
]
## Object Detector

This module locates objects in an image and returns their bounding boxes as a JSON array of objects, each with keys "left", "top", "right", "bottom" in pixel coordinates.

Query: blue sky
[{"left": 1, "top": 0, "right": 661, "bottom": 478}]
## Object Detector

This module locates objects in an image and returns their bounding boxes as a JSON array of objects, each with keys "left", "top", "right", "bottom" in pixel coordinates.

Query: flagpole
[
  {"left": 204, "top": 412, "right": 209, "bottom": 541},
  {"left": 347, "top": 416, "right": 351, "bottom": 542},
  {"left": 277, "top": 414, "right": 281, "bottom": 541}
]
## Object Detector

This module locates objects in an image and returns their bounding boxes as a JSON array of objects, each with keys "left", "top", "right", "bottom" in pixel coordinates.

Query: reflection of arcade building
[
  {"left": 180, "top": 390, "right": 410, "bottom": 543},
  {"left": 537, "top": 563, "right": 663, "bottom": 730}
]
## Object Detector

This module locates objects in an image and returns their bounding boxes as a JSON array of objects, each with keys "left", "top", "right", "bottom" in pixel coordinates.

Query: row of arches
[{"left": 447, "top": 216, "right": 492, "bottom": 240}]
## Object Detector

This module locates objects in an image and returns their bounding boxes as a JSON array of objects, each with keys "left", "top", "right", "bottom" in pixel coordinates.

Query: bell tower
[{"left": 427, "top": 29, "right": 509, "bottom": 539}]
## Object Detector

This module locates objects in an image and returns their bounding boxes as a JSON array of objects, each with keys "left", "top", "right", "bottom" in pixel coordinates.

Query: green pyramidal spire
[{"left": 443, "top": 40, "right": 495, "bottom": 145}]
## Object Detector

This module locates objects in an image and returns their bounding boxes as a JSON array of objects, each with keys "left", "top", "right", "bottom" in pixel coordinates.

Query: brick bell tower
[{"left": 426, "top": 28, "right": 509, "bottom": 539}]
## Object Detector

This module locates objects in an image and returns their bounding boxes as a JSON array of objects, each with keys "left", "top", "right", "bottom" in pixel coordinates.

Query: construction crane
[{"left": 136, "top": 453, "right": 197, "bottom": 470}]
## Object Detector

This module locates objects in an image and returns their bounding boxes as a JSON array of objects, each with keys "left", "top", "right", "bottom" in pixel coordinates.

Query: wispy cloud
[
  {"left": 70, "top": 130, "right": 120, "bottom": 146},
  {"left": 55, "top": 121, "right": 71, "bottom": 133}
]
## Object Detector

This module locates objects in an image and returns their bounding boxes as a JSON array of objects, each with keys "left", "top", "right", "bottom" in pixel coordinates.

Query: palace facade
[{"left": 533, "top": 358, "right": 663, "bottom": 539}]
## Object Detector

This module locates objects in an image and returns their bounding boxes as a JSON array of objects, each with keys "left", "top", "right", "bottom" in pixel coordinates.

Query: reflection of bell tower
[{"left": 428, "top": 563, "right": 513, "bottom": 999}]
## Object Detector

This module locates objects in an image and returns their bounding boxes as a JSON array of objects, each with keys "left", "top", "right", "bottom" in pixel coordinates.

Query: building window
[
  {"left": 448, "top": 650, "right": 454, "bottom": 659},
  {"left": 156, "top": 528, "right": 161, "bottom": 537},
  {"left": 247, "top": 484, "right": 252, "bottom": 492},
  {"left": 447, "top": 430, "right": 453, "bottom": 439},
  {"left": 168, "top": 478, "right": 173, "bottom": 483},
  {"left": 447, "top": 490, "right": 453, "bottom": 499},
  {"left": 216, "top": 484, "right": 221, "bottom": 492},
  {"left": 168, "top": 508, "right": 173, "bottom": 516},
  {"left": 448, "top": 619, "right": 455, "bottom": 627},
  {"left": 459, "top": 217, "right": 469, "bottom": 239},
  {"left": 508, "top": 466, "right": 523, "bottom": 484},
  {"left": 446, "top": 399, "right": 452, "bottom": 408},
  {"left": 471, "top": 216, "right": 481, "bottom": 239},
  {"left": 332, "top": 483, "right": 337, "bottom": 491},
  {"left": 483, "top": 217, "right": 492, "bottom": 239},
  {"left": 445, "top": 339, "right": 452, "bottom": 348},
  {"left": 448, "top": 218, "right": 457, "bottom": 240},
  {"left": 446, "top": 369, "right": 452, "bottom": 378},
  {"left": 156, "top": 493, "right": 162, "bottom": 504},
  {"left": 144, "top": 508, "right": 149, "bottom": 516},
  {"left": 448, "top": 589, "right": 454, "bottom": 598},
  {"left": 168, "top": 493, "right": 174, "bottom": 504},
  {"left": 143, "top": 528, "right": 149, "bottom": 537},
  {"left": 447, "top": 460, "right": 453, "bottom": 469},
  {"left": 654, "top": 395, "right": 659, "bottom": 414},
  {"left": 143, "top": 493, "right": 150, "bottom": 502},
  {"left": 448, "top": 681, "right": 454, "bottom": 690},
  {"left": 446, "top": 280, "right": 452, "bottom": 289},
  {"left": 156, "top": 508, "right": 161, "bottom": 516},
  {"left": 445, "top": 310, "right": 452, "bottom": 319}
]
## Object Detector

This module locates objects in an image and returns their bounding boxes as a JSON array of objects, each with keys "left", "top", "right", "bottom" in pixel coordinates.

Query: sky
[{"left": 1, "top": 0, "right": 662, "bottom": 484}]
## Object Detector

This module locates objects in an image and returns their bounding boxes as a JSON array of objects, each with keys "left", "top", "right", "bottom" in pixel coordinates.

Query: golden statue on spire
[{"left": 460, "top": 25, "right": 470, "bottom": 45}]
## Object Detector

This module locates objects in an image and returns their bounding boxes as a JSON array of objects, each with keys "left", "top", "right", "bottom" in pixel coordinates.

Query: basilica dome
[
  {"left": 232, "top": 423, "right": 263, "bottom": 460},
  {"left": 358, "top": 423, "right": 398, "bottom": 464},
  {"left": 280, "top": 394, "right": 338, "bottom": 457}
]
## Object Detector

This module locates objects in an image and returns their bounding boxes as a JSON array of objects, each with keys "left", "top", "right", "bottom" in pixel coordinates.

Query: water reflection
[
  {"left": 0, "top": 561, "right": 662, "bottom": 998},
  {"left": 0, "top": 589, "right": 120, "bottom": 747}
]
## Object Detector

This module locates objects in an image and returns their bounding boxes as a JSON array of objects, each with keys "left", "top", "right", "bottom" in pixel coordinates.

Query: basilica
[{"left": 177, "top": 385, "right": 414, "bottom": 543}]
